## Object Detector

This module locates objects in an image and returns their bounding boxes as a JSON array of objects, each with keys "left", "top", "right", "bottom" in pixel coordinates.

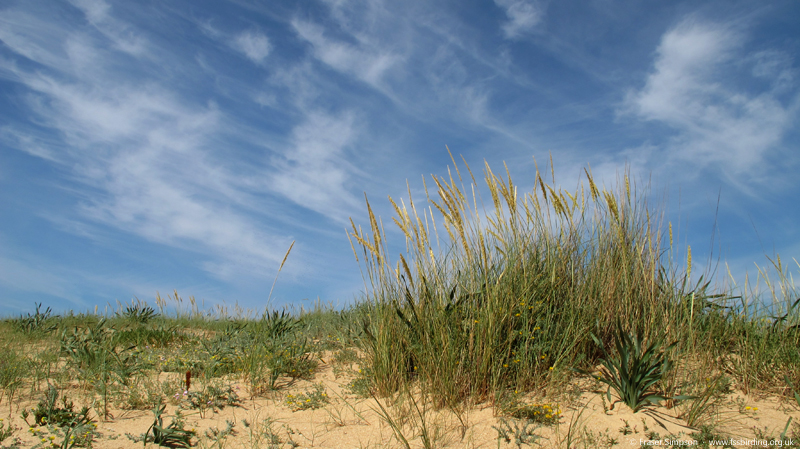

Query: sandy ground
[{"left": 2, "top": 356, "right": 799, "bottom": 449}]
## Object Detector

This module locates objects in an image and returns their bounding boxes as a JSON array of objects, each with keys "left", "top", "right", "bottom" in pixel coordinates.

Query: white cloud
[
  {"left": 0, "top": 7, "right": 293, "bottom": 279},
  {"left": 0, "top": 8, "right": 73, "bottom": 69},
  {"left": 233, "top": 30, "right": 272, "bottom": 64},
  {"left": 624, "top": 17, "right": 796, "bottom": 178},
  {"left": 494, "top": 0, "right": 544, "bottom": 39},
  {"left": 270, "top": 111, "right": 362, "bottom": 222},
  {"left": 292, "top": 19, "right": 400, "bottom": 89},
  {"left": 751, "top": 50, "right": 796, "bottom": 91},
  {"left": 69, "top": 0, "right": 110, "bottom": 23},
  {"left": 0, "top": 126, "right": 64, "bottom": 163},
  {"left": 68, "top": 0, "right": 148, "bottom": 56}
]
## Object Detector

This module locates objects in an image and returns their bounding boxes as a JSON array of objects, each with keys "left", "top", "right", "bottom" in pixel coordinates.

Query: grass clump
[
  {"left": 347, "top": 152, "right": 800, "bottom": 417},
  {"left": 349, "top": 154, "right": 695, "bottom": 407},
  {"left": 12, "top": 303, "right": 57, "bottom": 336},
  {"left": 0, "top": 348, "right": 26, "bottom": 414}
]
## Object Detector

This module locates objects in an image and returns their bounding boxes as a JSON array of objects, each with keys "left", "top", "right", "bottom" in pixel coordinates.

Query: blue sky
[{"left": 1, "top": 0, "right": 798, "bottom": 316}]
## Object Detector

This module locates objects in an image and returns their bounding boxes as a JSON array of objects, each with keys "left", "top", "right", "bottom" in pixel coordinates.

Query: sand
[{"left": 2, "top": 355, "right": 798, "bottom": 448}]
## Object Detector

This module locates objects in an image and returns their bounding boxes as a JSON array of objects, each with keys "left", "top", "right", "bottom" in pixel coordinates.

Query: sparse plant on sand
[{"left": 575, "top": 320, "right": 693, "bottom": 412}]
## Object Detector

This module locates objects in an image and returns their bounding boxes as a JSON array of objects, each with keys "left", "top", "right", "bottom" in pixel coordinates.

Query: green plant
[
  {"left": 242, "top": 333, "right": 318, "bottom": 394},
  {"left": 0, "top": 349, "right": 26, "bottom": 414},
  {"left": 117, "top": 377, "right": 164, "bottom": 410},
  {"left": 785, "top": 375, "right": 800, "bottom": 407},
  {"left": 113, "top": 324, "right": 183, "bottom": 349},
  {"left": 370, "top": 388, "right": 443, "bottom": 449},
  {"left": 28, "top": 352, "right": 58, "bottom": 398},
  {"left": 678, "top": 373, "right": 731, "bottom": 427},
  {"left": 202, "top": 420, "right": 236, "bottom": 449},
  {"left": 493, "top": 418, "right": 544, "bottom": 448},
  {"left": 25, "top": 385, "right": 92, "bottom": 429},
  {"left": 498, "top": 391, "right": 561, "bottom": 426},
  {"left": 321, "top": 387, "right": 371, "bottom": 427},
  {"left": 752, "top": 419, "right": 800, "bottom": 449},
  {"left": 580, "top": 428, "right": 620, "bottom": 449},
  {"left": 349, "top": 155, "right": 701, "bottom": 409},
  {"left": 141, "top": 404, "right": 195, "bottom": 448},
  {"left": 116, "top": 301, "right": 159, "bottom": 324},
  {"left": 689, "top": 425, "right": 731, "bottom": 449},
  {"left": 59, "top": 320, "right": 147, "bottom": 420},
  {"left": 285, "top": 384, "right": 328, "bottom": 411},
  {"left": 619, "top": 419, "right": 634, "bottom": 435},
  {"left": 345, "top": 368, "right": 374, "bottom": 398},
  {"left": 330, "top": 348, "right": 360, "bottom": 378},
  {"left": 242, "top": 417, "right": 283, "bottom": 449},
  {"left": 34, "top": 422, "right": 99, "bottom": 449},
  {"left": 0, "top": 418, "right": 20, "bottom": 448},
  {"left": 182, "top": 384, "right": 240, "bottom": 418},
  {"left": 13, "top": 303, "right": 57, "bottom": 335},
  {"left": 575, "top": 321, "right": 692, "bottom": 412}
]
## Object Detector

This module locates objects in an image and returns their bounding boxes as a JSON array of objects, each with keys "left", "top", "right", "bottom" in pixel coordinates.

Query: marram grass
[{"left": 347, "top": 153, "right": 800, "bottom": 407}]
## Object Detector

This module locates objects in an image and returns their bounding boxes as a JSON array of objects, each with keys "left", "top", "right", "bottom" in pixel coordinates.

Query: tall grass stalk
[{"left": 349, "top": 153, "right": 724, "bottom": 406}]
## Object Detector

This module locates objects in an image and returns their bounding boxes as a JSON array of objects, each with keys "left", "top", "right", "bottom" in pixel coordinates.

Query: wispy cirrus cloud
[
  {"left": 494, "top": 0, "right": 545, "bottom": 39},
  {"left": 0, "top": 2, "right": 293, "bottom": 279},
  {"left": 68, "top": 0, "right": 148, "bottom": 56},
  {"left": 291, "top": 19, "right": 401, "bottom": 89},
  {"left": 624, "top": 17, "right": 797, "bottom": 181},
  {"left": 269, "top": 111, "right": 363, "bottom": 223}
]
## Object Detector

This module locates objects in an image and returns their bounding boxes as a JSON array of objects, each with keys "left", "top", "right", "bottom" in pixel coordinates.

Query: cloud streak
[
  {"left": 624, "top": 17, "right": 797, "bottom": 181},
  {"left": 269, "top": 111, "right": 363, "bottom": 223},
  {"left": 292, "top": 19, "right": 401, "bottom": 89},
  {"left": 494, "top": 0, "right": 544, "bottom": 39}
]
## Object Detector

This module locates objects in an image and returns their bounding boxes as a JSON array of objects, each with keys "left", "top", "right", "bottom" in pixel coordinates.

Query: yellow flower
[{"left": 549, "top": 366, "right": 554, "bottom": 371}]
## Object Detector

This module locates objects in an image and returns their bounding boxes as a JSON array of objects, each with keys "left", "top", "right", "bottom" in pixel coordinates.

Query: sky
[{"left": 1, "top": 0, "right": 798, "bottom": 316}]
